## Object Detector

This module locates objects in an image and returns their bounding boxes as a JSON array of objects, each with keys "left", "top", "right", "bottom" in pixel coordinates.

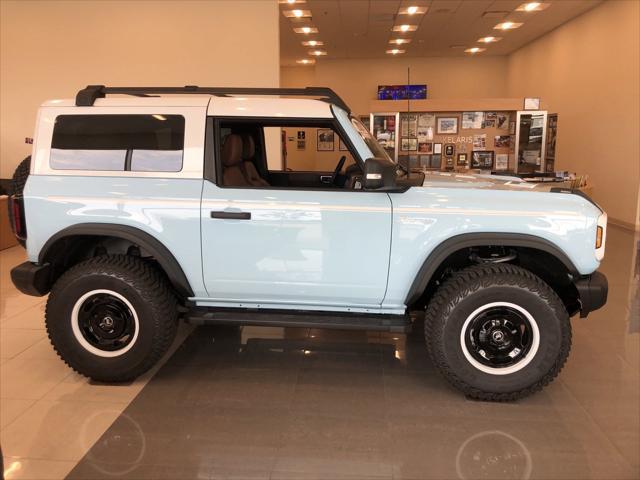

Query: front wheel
[
  {"left": 46, "top": 255, "right": 178, "bottom": 382},
  {"left": 425, "top": 264, "right": 571, "bottom": 401}
]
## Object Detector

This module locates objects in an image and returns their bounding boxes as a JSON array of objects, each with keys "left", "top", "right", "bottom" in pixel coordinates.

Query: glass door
[
  {"left": 370, "top": 112, "right": 399, "bottom": 162},
  {"left": 514, "top": 110, "right": 548, "bottom": 174}
]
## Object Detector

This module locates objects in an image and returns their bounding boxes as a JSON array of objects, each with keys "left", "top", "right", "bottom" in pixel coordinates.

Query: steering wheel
[{"left": 331, "top": 156, "right": 347, "bottom": 185}]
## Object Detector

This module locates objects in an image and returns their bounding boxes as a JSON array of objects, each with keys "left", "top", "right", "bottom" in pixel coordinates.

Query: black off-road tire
[
  {"left": 45, "top": 255, "right": 178, "bottom": 382},
  {"left": 424, "top": 263, "right": 571, "bottom": 401},
  {"left": 7, "top": 156, "right": 30, "bottom": 247}
]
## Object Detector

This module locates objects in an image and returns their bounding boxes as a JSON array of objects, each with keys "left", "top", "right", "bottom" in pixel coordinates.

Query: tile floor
[{"left": 1, "top": 226, "right": 639, "bottom": 480}]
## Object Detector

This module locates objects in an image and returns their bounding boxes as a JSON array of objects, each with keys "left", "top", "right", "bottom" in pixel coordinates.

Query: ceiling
[{"left": 280, "top": 0, "right": 601, "bottom": 66}]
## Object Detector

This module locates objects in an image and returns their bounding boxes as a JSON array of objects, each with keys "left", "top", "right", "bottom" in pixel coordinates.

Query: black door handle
[{"left": 211, "top": 211, "right": 251, "bottom": 220}]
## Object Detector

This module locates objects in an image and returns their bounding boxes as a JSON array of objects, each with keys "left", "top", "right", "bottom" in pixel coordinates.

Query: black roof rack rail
[{"left": 75, "top": 85, "right": 351, "bottom": 113}]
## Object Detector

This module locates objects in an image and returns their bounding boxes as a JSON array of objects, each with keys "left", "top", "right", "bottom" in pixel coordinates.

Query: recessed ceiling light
[
  {"left": 302, "top": 40, "right": 324, "bottom": 47},
  {"left": 294, "top": 26, "right": 318, "bottom": 34},
  {"left": 478, "top": 36, "right": 502, "bottom": 43},
  {"left": 465, "top": 47, "right": 486, "bottom": 53},
  {"left": 386, "top": 49, "right": 406, "bottom": 55},
  {"left": 389, "top": 38, "right": 412, "bottom": 45},
  {"left": 283, "top": 9, "right": 312, "bottom": 18},
  {"left": 392, "top": 24, "right": 418, "bottom": 32},
  {"left": 516, "top": 2, "right": 549, "bottom": 11},
  {"left": 399, "top": 6, "right": 427, "bottom": 15},
  {"left": 278, "top": 0, "right": 305, "bottom": 4},
  {"left": 296, "top": 58, "right": 316, "bottom": 65},
  {"left": 494, "top": 21, "right": 523, "bottom": 30},
  {"left": 308, "top": 49, "right": 327, "bottom": 56}
]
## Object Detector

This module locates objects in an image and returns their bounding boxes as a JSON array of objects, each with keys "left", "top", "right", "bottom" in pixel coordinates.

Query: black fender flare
[
  {"left": 39, "top": 223, "right": 194, "bottom": 297},
  {"left": 405, "top": 232, "right": 580, "bottom": 305}
]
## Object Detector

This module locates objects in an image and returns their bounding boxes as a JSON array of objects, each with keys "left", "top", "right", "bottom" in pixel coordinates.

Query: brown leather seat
[
  {"left": 241, "top": 135, "right": 270, "bottom": 187},
  {"left": 222, "top": 134, "right": 249, "bottom": 187}
]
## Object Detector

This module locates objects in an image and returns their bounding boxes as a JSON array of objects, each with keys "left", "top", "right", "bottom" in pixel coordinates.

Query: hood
[{"left": 420, "top": 171, "right": 566, "bottom": 192}]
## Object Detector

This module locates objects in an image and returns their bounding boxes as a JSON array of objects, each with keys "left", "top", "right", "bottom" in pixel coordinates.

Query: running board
[{"left": 185, "top": 308, "right": 412, "bottom": 333}]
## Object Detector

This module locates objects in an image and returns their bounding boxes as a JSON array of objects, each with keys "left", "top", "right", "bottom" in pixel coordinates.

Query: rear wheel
[
  {"left": 7, "top": 156, "right": 30, "bottom": 247},
  {"left": 424, "top": 264, "right": 571, "bottom": 401},
  {"left": 46, "top": 255, "right": 178, "bottom": 382}
]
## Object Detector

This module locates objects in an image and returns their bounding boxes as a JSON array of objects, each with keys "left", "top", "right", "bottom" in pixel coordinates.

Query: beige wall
[
  {"left": 282, "top": 56, "right": 509, "bottom": 116},
  {"left": 506, "top": 0, "right": 640, "bottom": 228},
  {"left": 0, "top": 0, "right": 280, "bottom": 178}
]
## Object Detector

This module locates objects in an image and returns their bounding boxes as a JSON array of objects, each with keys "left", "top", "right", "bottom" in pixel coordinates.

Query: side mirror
[{"left": 363, "top": 157, "right": 398, "bottom": 191}]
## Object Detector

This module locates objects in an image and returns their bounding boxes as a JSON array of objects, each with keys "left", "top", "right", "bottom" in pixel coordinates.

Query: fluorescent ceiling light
[
  {"left": 283, "top": 9, "right": 312, "bottom": 18},
  {"left": 494, "top": 21, "right": 523, "bottom": 30},
  {"left": 478, "top": 36, "right": 502, "bottom": 43},
  {"left": 392, "top": 24, "right": 418, "bottom": 32},
  {"left": 296, "top": 58, "right": 316, "bottom": 65},
  {"left": 302, "top": 40, "right": 324, "bottom": 46},
  {"left": 465, "top": 47, "right": 486, "bottom": 53},
  {"left": 389, "top": 38, "right": 411, "bottom": 45},
  {"left": 294, "top": 26, "right": 318, "bottom": 34},
  {"left": 386, "top": 49, "right": 406, "bottom": 55},
  {"left": 399, "top": 5, "right": 427, "bottom": 15},
  {"left": 516, "top": 2, "right": 549, "bottom": 11},
  {"left": 308, "top": 49, "right": 327, "bottom": 56}
]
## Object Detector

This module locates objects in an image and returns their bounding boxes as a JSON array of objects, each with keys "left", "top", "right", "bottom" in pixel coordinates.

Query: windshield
[{"left": 349, "top": 116, "right": 392, "bottom": 162}]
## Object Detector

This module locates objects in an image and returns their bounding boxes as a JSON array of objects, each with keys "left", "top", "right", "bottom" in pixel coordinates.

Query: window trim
[{"left": 209, "top": 116, "right": 367, "bottom": 192}]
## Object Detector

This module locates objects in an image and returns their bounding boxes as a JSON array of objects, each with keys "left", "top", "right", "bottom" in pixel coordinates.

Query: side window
[
  {"left": 50, "top": 114, "right": 185, "bottom": 172},
  {"left": 217, "top": 119, "right": 362, "bottom": 190},
  {"left": 273, "top": 126, "right": 355, "bottom": 172}
]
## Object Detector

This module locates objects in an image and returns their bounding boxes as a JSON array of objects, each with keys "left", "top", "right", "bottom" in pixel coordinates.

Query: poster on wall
[
  {"left": 497, "top": 113, "right": 509, "bottom": 130},
  {"left": 494, "top": 135, "right": 511, "bottom": 148},
  {"left": 462, "top": 112, "right": 484, "bottom": 129},
  {"left": 401, "top": 138, "right": 418, "bottom": 151},
  {"left": 483, "top": 112, "right": 497, "bottom": 128},
  {"left": 473, "top": 134, "right": 487, "bottom": 150},
  {"left": 401, "top": 114, "right": 418, "bottom": 137},
  {"left": 377, "top": 84, "right": 427, "bottom": 100},
  {"left": 436, "top": 117, "right": 458, "bottom": 135},
  {"left": 417, "top": 113, "right": 435, "bottom": 142},
  {"left": 471, "top": 151, "right": 494, "bottom": 169},
  {"left": 418, "top": 142, "right": 433, "bottom": 154},
  {"left": 495, "top": 153, "right": 509, "bottom": 170},
  {"left": 317, "top": 129, "right": 335, "bottom": 151}
]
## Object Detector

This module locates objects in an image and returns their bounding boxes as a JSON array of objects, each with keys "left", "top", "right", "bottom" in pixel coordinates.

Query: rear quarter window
[{"left": 50, "top": 114, "right": 185, "bottom": 172}]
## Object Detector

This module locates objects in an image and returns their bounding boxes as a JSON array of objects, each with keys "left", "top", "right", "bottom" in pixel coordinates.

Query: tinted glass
[{"left": 50, "top": 114, "right": 185, "bottom": 171}]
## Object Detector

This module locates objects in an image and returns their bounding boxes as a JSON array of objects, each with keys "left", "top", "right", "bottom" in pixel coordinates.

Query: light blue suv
[{"left": 9, "top": 85, "right": 608, "bottom": 400}]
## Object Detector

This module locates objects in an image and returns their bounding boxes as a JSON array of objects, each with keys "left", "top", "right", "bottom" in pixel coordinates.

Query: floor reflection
[{"left": 64, "top": 226, "right": 639, "bottom": 480}]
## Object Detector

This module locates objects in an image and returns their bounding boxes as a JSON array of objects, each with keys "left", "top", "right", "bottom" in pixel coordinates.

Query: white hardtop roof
[{"left": 41, "top": 95, "right": 335, "bottom": 118}]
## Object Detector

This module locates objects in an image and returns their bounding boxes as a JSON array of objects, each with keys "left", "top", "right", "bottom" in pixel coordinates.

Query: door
[
  {"left": 200, "top": 183, "right": 392, "bottom": 309},
  {"left": 200, "top": 117, "right": 393, "bottom": 310}
]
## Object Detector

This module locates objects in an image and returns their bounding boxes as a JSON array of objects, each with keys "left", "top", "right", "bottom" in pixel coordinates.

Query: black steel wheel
[
  {"left": 46, "top": 255, "right": 178, "bottom": 382},
  {"left": 425, "top": 263, "right": 571, "bottom": 401}
]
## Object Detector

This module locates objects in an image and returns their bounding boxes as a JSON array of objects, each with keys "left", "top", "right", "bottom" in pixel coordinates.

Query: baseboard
[{"left": 609, "top": 216, "right": 640, "bottom": 232}]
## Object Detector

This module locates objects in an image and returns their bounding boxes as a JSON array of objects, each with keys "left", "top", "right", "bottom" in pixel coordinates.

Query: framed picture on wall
[
  {"left": 317, "top": 129, "right": 334, "bottom": 151},
  {"left": 457, "top": 153, "right": 468, "bottom": 166},
  {"left": 471, "top": 150, "right": 495, "bottom": 169},
  {"left": 433, "top": 143, "right": 442, "bottom": 154},
  {"left": 418, "top": 142, "right": 433, "bottom": 154},
  {"left": 436, "top": 117, "right": 458, "bottom": 134}
]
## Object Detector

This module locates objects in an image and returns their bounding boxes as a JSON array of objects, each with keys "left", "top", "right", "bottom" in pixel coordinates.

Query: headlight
[{"left": 595, "top": 212, "right": 607, "bottom": 261}]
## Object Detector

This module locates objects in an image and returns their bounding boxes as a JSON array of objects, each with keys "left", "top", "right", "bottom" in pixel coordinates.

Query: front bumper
[
  {"left": 574, "top": 271, "right": 608, "bottom": 318},
  {"left": 10, "top": 262, "right": 51, "bottom": 297}
]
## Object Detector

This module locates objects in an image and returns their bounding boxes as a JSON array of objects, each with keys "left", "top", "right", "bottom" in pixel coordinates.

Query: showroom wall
[
  {"left": 283, "top": 56, "right": 509, "bottom": 116},
  {"left": 0, "top": 0, "right": 280, "bottom": 178},
  {"left": 507, "top": 0, "right": 640, "bottom": 229}
]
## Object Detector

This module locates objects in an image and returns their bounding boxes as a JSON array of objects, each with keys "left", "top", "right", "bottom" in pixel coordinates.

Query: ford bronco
[{"left": 8, "top": 85, "right": 608, "bottom": 400}]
